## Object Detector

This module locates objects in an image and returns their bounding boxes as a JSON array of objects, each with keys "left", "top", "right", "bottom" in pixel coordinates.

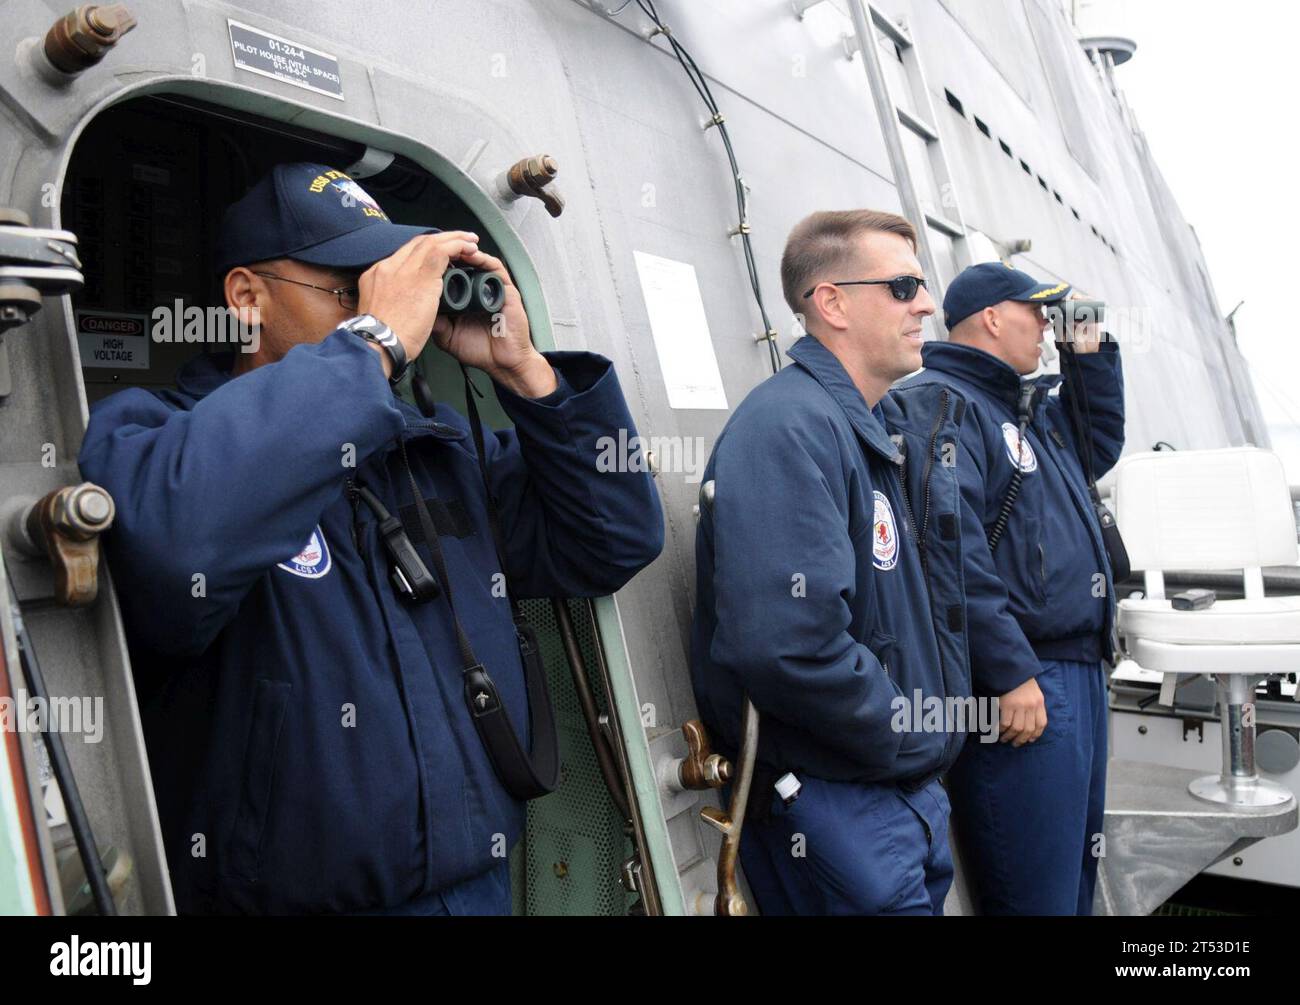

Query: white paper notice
[{"left": 633, "top": 251, "right": 729, "bottom": 410}]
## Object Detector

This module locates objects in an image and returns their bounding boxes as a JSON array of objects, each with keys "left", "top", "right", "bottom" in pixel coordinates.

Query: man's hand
[
  {"left": 1067, "top": 291, "right": 1102, "bottom": 354},
  {"left": 998, "top": 676, "right": 1047, "bottom": 746},
  {"left": 431, "top": 250, "right": 557, "bottom": 399},
  {"left": 356, "top": 231, "right": 482, "bottom": 367}
]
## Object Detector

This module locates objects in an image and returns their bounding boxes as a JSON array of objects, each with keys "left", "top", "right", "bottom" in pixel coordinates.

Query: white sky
[{"left": 1079, "top": 0, "right": 1300, "bottom": 466}]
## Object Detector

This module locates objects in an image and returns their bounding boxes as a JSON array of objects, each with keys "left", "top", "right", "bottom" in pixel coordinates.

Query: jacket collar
[
  {"left": 175, "top": 350, "right": 238, "bottom": 399},
  {"left": 787, "top": 336, "right": 902, "bottom": 463},
  {"left": 920, "top": 341, "right": 1060, "bottom": 412},
  {"left": 173, "top": 351, "right": 465, "bottom": 442}
]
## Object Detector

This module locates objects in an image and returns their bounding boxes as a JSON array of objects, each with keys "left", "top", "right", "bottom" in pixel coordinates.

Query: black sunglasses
[{"left": 802, "top": 276, "right": 929, "bottom": 302}]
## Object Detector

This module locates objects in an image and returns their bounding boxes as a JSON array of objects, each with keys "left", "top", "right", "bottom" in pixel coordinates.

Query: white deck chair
[{"left": 1114, "top": 446, "right": 1299, "bottom": 808}]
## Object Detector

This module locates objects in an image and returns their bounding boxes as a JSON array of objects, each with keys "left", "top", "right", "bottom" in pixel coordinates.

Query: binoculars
[
  {"left": 441, "top": 267, "right": 506, "bottom": 317},
  {"left": 1046, "top": 298, "right": 1104, "bottom": 339}
]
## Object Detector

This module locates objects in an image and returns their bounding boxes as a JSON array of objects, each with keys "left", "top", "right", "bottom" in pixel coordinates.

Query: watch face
[
  {"left": 347, "top": 315, "right": 393, "bottom": 343},
  {"left": 345, "top": 315, "right": 406, "bottom": 382}
]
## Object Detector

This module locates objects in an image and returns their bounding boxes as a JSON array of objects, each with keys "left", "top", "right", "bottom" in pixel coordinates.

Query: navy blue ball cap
[
  {"left": 213, "top": 162, "right": 437, "bottom": 274},
  {"left": 942, "top": 261, "right": 1071, "bottom": 329}
]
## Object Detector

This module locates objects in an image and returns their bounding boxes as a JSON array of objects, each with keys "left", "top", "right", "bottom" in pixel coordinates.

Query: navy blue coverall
[
  {"left": 79, "top": 329, "right": 663, "bottom": 915},
  {"left": 905, "top": 339, "right": 1124, "bottom": 915},
  {"left": 692, "top": 335, "right": 973, "bottom": 915}
]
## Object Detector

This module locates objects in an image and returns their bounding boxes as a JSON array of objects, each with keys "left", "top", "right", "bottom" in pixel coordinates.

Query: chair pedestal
[
  {"left": 1188, "top": 673, "right": 1293, "bottom": 809},
  {"left": 1096, "top": 759, "right": 1297, "bottom": 916}
]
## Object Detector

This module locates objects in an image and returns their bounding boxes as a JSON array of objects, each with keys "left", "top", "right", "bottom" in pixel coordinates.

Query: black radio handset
[
  {"left": 988, "top": 380, "right": 1043, "bottom": 551},
  {"left": 1018, "top": 380, "right": 1040, "bottom": 424},
  {"left": 348, "top": 479, "right": 442, "bottom": 603}
]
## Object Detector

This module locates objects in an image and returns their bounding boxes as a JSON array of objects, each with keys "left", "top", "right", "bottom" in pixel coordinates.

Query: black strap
[
  {"left": 397, "top": 381, "right": 560, "bottom": 800},
  {"left": 1058, "top": 342, "right": 1131, "bottom": 582},
  {"left": 1059, "top": 343, "right": 1098, "bottom": 487},
  {"left": 460, "top": 365, "right": 512, "bottom": 593}
]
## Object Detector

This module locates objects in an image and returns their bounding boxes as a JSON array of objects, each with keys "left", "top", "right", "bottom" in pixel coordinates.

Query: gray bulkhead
[{"left": 0, "top": 0, "right": 1269, "bottom": 913}]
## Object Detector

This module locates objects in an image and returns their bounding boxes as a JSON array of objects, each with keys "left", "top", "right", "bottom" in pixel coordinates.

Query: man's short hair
[{"left": 780, "top": 209, "right": 918, "bottom": 315}]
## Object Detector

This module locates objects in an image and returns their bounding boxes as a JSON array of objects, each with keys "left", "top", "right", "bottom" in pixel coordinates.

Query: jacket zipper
[
  {"left": 345, "top": 477, "right": 362, "bottom": 552},
  {"left": 917, "top": 389, "right": 950, "bottom": 569},
  {"left": 897, "top": 455, "right": 922, "bottom": 556},
  {"left": 901, "top": 390, "right": 961, "bottom": 768},
  {"left": 346, "top": 470, "right": 435, "bottom": 888},
  {"left": 897, "top": 388, "right": 949, "bottom": 575}
]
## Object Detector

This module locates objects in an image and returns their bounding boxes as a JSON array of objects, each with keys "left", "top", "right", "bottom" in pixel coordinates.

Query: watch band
[{"left": 341, "top": 314, "right": 409, "bottom": 384}]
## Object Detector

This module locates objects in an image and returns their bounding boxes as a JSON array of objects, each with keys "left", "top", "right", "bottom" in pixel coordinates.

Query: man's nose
[{"left": 912, "top": 286, "right": 936, "bottom": 317}]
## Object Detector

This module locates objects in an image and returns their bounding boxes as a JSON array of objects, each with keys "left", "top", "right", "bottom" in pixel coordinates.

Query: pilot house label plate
[{"left": 227, "top": 20, "right": 345, "bottom": 100}]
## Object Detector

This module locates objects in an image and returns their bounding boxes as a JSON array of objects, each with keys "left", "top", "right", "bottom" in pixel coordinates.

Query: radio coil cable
[{"left": 622, "top": 0, "right": 783, "bottom": 374}]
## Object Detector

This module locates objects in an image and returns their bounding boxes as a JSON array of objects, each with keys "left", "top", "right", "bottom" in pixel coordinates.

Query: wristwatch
[{"left": 340, "top": 314, "right": 410, "bottom": 385}]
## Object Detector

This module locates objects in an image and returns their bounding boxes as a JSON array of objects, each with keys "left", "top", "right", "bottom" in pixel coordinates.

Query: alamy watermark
[
  {"left": 596, "top": 427, "right": 709, "bottom": 484},
  {"left": 890, "top": 689, "right": 1000, "bottom": 744},
  {"left": 1048, "top": 304, "right": 1154, "bottom": 354},
  {"left": 151, "top": 300, "right": 260, "bottom": 354},
  {"left": 0, "top": 689, "right": 104, "bottom": 743},
  {"left": 49, "top": 937, "right": 150, "bottom": 984}
]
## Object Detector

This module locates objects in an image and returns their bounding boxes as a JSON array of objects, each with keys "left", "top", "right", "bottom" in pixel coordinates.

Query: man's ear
[
  {"left": 224, "top": 267, "right": 266, "bottom": 332},
  {"left": 982, "top": 305, "right": 1001, "bottom": 339},
  {"left": 224, "top": 267, "right": 258, "bottom": 310},
  {"left": 811, "top": 284, "right": 850, "bottom": 332}
]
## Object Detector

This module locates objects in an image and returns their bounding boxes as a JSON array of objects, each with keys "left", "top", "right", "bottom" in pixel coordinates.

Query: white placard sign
[
  {"left": 633, "top": 251, "right": 728, "bottom": 410},
  {"left": 76, "top": 311, "right": 150, "bottom": 370}
]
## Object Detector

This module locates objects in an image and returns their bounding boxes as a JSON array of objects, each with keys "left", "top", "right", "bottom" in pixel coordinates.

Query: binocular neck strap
[
  {"left": 459, "top": 365, "right": 515, "bottom": 609},
  {"left": 397, "top": 374, "right": 560, "bottom": 800},
  {"left": 409, "top": 367, "right": 513, "bottom": 609}
]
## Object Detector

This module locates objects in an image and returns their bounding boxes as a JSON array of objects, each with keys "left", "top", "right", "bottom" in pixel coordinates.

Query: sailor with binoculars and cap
[
  {"left": 901, "top": 261, "right": 1126, "bottom": 915},
  {"left": 79, "top": 161, "right": 664, "bottom": 915}
]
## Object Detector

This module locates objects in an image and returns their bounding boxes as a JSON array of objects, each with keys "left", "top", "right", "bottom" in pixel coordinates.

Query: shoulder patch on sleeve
[{"left": 277, "top": 525, "right": 333, "bottom": 579}]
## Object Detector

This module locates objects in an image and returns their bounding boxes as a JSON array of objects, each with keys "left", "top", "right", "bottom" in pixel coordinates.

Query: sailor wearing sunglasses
[{"left": 691, "top": 209, "right": 974, "bottom": 915}]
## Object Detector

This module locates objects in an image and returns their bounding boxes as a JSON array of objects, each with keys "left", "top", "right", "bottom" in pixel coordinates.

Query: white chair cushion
[
  {"left": 1119, "top": 596, "right": 1300, "bottom": 646},
  {"left": 1128, "top": 637, "right": 1300, "bottom": 675}
]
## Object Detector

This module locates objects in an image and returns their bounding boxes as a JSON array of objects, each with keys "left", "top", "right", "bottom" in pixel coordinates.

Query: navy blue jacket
[
  {"left": 78, "top": 328, "right": 663, "bottom": 914},
  {"left": 691, "top": 336, "right": 972, "bottom": 787},
  {"left": 905, "top": 340, "right": 1124, "bottom": 695}
]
